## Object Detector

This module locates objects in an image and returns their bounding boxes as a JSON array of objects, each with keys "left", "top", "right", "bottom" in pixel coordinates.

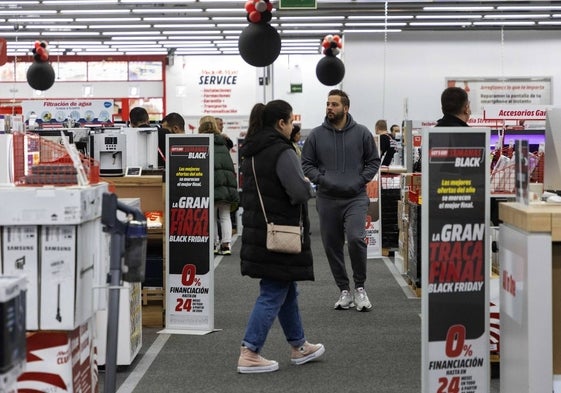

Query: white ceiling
[{"left": 2, "top": 0, "right": 561, "bottom": 56}]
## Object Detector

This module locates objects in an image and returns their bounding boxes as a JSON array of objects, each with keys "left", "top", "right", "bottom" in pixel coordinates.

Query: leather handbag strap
[
  {"left": 251, "top": 156, "right": 303, "bottom": 226},
  {"left": 251, "top": 156, "right": 269, "bottom": 224}
]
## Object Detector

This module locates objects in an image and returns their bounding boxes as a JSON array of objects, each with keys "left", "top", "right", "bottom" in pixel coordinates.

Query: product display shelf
[
  {"left": 102, "top": 175, "right": 166, "bottom": 327},
  {"left": 498, "top": 201, "right": 561, "bottom": 393}
]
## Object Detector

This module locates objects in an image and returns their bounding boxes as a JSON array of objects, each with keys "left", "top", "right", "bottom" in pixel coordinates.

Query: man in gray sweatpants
[{"left": 302, "top": 89, "right": 380, "bottom": 311}]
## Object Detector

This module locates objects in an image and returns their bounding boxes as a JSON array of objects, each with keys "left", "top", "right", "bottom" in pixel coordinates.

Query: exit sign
[{"left": 279, "top": 0, "right": 316, "bottom": 9}]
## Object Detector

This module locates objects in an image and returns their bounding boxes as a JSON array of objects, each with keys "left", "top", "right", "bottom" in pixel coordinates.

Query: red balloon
[
  {"left": 322, "top": 40, "right": 330, "bottom": 48},
  {"left": 333, "top": 35, "right": 341, "bottom": 43},
  {"left": 337, "top": 42, "right": 343, "bottom": 48},
  {"left": 266, "top": 2, "right": 273, "bottom": 11},
  {"left": 245, "top": 1, "right": 256, "bottom": 13},
  {"left": 249, "top": 10, "right": 262, "bottom": 23}
]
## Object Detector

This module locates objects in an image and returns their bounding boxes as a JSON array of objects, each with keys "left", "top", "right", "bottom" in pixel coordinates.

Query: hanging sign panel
[
  {"left": 164, "top": 134, "right": 214, "bottom": 334},
  {"left": 421, "top": 127, "right": 490, "bottom": 393}
]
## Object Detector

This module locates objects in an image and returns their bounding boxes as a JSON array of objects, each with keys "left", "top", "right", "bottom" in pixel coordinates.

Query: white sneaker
[
  {"left": 355, "top": 287, "right": 372, "bottom": 312},
  {"left": 334, "top": 290, "right": 355, "bottom": 310}
]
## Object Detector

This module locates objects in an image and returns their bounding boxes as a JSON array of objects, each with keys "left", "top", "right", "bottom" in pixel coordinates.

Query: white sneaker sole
[
  {"left": 356, "top": 303, "right": 372, "bottom": 312},
  {"left": 291, "top": 344, "right": 325, "bottom": 365},
  {"left": 334, "top": 302, "right": 355, "bottom": 310},
  {"left": 237, "top": 361, "right": 279, "bottom": 373}
]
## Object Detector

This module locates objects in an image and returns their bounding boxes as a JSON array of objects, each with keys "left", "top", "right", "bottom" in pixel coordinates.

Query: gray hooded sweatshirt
[{"left": 301, "top": 113, "right": 381, "bottom": 199}]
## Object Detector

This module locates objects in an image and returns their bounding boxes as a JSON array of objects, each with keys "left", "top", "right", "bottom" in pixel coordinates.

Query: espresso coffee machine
[{"left": 90, "top": 131, "right": 126, "bottom": 176}]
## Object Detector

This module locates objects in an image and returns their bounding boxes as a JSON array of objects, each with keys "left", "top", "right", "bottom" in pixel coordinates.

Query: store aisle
[{"left": 99, "top": 198, "right": 500, "bottom": 393}]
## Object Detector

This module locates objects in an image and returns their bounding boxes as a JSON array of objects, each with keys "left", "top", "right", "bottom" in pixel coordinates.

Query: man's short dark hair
[
  {"left": 162, "top": 112, "right": 185, "bottom": 131},
  {"left": 328, "top": 89, "right": 350, "bottom": 108},
  {"left": 129, "top": 107, "right": 149, "bottom": 127},
  {"left": 441, "top": 87, "right": 468, "bottom": 116}
]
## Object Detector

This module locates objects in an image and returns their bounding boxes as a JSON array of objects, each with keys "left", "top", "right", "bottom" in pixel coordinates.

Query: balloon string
[{"left": 382, "top": 1, "right": 388, "bottom": 118}]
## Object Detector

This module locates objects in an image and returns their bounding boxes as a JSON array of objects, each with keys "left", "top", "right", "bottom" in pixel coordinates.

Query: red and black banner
[{"left": 423, "top": 128, "right": 489, "bottom": 392}]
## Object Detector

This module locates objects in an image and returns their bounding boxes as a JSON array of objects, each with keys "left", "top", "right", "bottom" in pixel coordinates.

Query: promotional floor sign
[
  {"left": 163, "top": 134, "right": 215, "bottom": 334},
  {"left": 421, "top": 127, "right": 490, "bottom": 392},
  {"left": 366, "top": 175, "right": 382, "bottom": 258},
  {"left": 366, "top": 133, "right": 382, "bottom": 258}
]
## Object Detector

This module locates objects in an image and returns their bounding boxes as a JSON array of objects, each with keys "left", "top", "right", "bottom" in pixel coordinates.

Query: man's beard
[{"left": 327, "top": 111, "right": 344, "bottom": 125}]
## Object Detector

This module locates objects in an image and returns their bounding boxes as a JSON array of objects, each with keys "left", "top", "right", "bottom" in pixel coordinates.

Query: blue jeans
[{"left": 242, "top": 279, "right": 306, "bottom": 353}]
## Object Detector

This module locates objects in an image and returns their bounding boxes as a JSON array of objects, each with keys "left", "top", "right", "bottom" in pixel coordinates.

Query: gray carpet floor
[{"left": 100, "top": 198, "right": 500, "bottom": 392}]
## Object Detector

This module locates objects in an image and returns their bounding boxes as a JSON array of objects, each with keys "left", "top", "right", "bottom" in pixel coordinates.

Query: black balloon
[
  {"left": 27, "top": 61, "right": 55, "bottom": 91},
  {"left": 316, "top": 55, "right": 345, "bottom": 86},
  {"left": 238, "top": 23, "right": 281, "bottom": 67}
]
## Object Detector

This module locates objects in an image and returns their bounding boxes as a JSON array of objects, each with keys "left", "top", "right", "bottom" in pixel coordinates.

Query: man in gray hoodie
[{"left": 302, "top": 89, "right": 381, "bottom": 311}]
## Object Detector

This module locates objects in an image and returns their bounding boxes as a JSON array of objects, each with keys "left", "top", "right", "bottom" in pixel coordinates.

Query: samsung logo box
[
  {"left": 0, "top": 182, "right": 107, "bottom": 226},
  {"left": 39, "top": 221, "right": 100, "bottom": 331},
  {"left": 0, "top": 275, "right": 26, "bottom": 390},
  {"left": 1, "top": 226, "right": 39, "bottom": 330}
]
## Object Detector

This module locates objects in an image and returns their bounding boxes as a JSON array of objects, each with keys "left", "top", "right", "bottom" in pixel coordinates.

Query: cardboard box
[
  {"left": 40, "top": 221, "right": 100, "bottom": 331},
  {"left": 17, "top": 318, "right": 98, "bottom": 393},
  {"left": 0, "top": 182, "right": 107, "bottom": 225},
  {"left": 0, "top": 275, "right": 26, "bottom": 391},
  {"left": 1, "top": 226, "right": 40, "bottom": 330}
]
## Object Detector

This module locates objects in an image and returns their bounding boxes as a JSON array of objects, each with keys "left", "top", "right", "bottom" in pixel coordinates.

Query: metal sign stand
[{"left": 101, "top": 192, "right": 146, "bottom": 393}]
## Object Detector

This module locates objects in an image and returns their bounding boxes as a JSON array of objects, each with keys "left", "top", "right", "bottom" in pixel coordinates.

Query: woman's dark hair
[
  {"left": 263, "top": 100, "right": 292, "bottom": 128},
  {"left": 246, "top": 103, "right": 265, "bottom": 138},
  {"left": 290, "top": 124, "right": 301, "bottom": 141}
]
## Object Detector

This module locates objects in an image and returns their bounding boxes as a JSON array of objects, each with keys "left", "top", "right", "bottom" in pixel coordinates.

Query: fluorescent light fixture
[
  {"left": 538, "top": 21, "right": 561, "bottom": 25},
  {"left": 43, "top": 0, "right": 117, "bottom": 3},
  {"left": 215, "top": 23, "right": 251, "bottom": 28},
  {"left": 145, "top": 17, "right": 210, "bottom": 22},
  {"left": 484, "top": 14, "right": 549, "bottom": 19},
  {"left": 107, "top": 41, "right": 155, "bottom": 45},
  {"left": 281, "top": 23, "right": 343, "bottom": 27},
  {"left": 409, "top": 22, "right": 471, "bottom": 27},
  {"left": 423, "top": 6, "right": 494, "bottom": 11},
  {"left": 111, "top": 44, "right": 163, "bottom": 48},
  {"left": 211, "top": 16, "right": 255, "bottom": 21},
  {"left": 204, "top": 8, "right": 247, "bottom": 13},
  {"left": 25, "top": 24, "right": 89, "bottom": 29},
  {"left": 343, "top": 29, "right": 401, "bottom": 33},
  {"left": 164, "top": 35, "right": 222, "bottom": 42},
  {"left": 282, "top": 29, "right": 342, "bottom": 34},
  {"left": 0, "top": 10, "right": 56, "bottom": 15},
  {"left": 132, "top": 8, "right": 203, "bottom": 13},
  {"left": 60, "top": 9, "right": 130, "bottom": 14},
  {"left": 118, "top": 50, "right": 168, "bottom": 54},
  {"left": 50, "top": 40, "right": 104, "bottom": 45},
  {"left": 280, "top": 16, "right": 344, "bottom": 21},
  {"left": 75, "top": 17, "right": 141, "bottom": 22},
  {"left": 106, "top": 31, "right": 161, "bottom": 35},
  {"left": 416, "top": 14, "right": 482, "bottom": 20},
  {"left": 75, "top": 51, "right": 124, "bottom": 55},
  {"left": 122, "top": 0, "right": 194, "bottom": 3},
  {"left": 160, "top": 42, "right": 215, "bottom": 47},
  {"left": 164, "top": 27, "right": 218, "bottom": 33},
  {"left": 2, "top": 1, "right": 40, "bottom": 4},
  {"left": 8, "top": 18, "right": 74, "bottom": 22},
  {"left": 166, "top": 35, "right": 222, "bottom": 40},
  {"left": 344, "top": 22, "right": 407, "bottom": 27},
  {"left": 347, "top": 15, "right": 413, "bottom": 20},
  {"left": 42, "top": 31, "right": 101, "bottom": 36},
  {"left": 106, "top": 36, "right": 160, "bottom": 40},
  {"left": 498, "top": 6, "right": 561, "bottom": 11},
  {"left": 89, "top": 24, "right": 152, "bottom": 29},
  {"left": 154, "top": 29, "right": 216, "bottom": 34},
  {"left": 473, "top": 21, "right": 535, "bottom": 26}
]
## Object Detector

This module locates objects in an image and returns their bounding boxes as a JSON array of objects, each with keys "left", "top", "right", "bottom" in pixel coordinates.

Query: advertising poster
[
  {"left": 164, "top": 134, "right": 214, "bottom": 333},
  {"left": 421, "top": 128, "right": 489, "bottom": 392},
  {"left": 21, "top": 99, "right": 114, "bottom": 125}
]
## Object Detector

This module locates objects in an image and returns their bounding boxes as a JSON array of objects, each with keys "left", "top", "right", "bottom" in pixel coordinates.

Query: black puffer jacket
[{"left": 239, "top": 126, "right": 313, "bottom": 281}]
